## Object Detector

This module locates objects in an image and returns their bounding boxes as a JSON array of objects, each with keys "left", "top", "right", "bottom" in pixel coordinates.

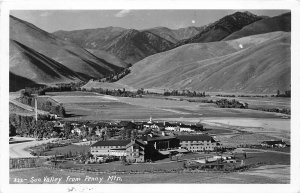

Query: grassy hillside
[{"left": 119, "top": 32, "right": 290, "bottom": 94}]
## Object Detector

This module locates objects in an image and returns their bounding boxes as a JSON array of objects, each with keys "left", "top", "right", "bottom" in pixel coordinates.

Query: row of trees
[
  {"left": 118, "top": 128, "right": 138, "bottom": 140},
  {"left": 252, "top": 107, "right": 290, "bottom": 115},
  {"left": 276, "top": 90, "right": 291, "bottom": 98},
  {"left": 86, "top": 87, "right": 142, "bottom": 98},
  {"left": 22, "top": 82, "right": 86, "bottom": 96},
  {"left": 97, "top": 68, "right": 131, "bottom": 82},
  {"left": 215, "top": 99, "right": 248, "bottom": 109},
  {"left": 9, "top": 114, "right": 57, "bottom": 138},
  {"left": 163, "top": 90, "right": 206, "bottom": 97}
]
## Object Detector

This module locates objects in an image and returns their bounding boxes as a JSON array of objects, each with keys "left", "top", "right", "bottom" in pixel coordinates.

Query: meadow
[
  {"left": 41, "top": 91, "right": 289, "bottom": 121},
  {"left": 43, "top": 144, "right": 90, "bottom": 156}
]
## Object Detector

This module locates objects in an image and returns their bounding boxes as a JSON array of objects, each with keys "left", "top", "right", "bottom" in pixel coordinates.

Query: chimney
[{"left": 164, "top": 121, "right": 166, "bottom": 126}]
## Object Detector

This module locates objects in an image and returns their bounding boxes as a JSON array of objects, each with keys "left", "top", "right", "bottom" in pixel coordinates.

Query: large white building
[
  {"left": 90, "top": 140, "right": 131, "bottom": 156},
  {"left": 177, "top": 134, "right": 221, "bottom": 152}
]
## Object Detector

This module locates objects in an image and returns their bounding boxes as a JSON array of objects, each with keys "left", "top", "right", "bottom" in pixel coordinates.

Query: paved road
[{"left": 10, "top": 138, "right": 56, "bottom": 158}]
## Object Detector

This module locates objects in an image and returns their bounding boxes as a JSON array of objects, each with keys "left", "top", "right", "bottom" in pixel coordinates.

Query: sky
[{"left": 10, "top": 10, "right": 289, "bottom": 32}]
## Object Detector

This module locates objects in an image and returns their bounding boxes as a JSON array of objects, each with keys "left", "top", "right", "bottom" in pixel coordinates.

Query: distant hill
[
  {"left": 53, "top": 26, "right": 126, "bottom": 47},
  {"left": 10, "top": 15, "right": 125, "bottom": 91},
  {"left": 101, "top": 29, "right": 174, "bottom": 64},
  {"left": 54, "top": 28, "right": 175, "bottom": 64},
  {"left": 223, "top": 12, "right": 291, "bottom": 40},
  {"left": 142, "top": 26, "right": 205, "bottom": 43},
  {"left": 118, "top": 32, "right": 290, "bottom": 94},
  {"left": 174, "top": 11, "right": 264, "bottom": 47}
]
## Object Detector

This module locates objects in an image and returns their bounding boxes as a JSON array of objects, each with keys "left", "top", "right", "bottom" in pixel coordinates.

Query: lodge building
[
  {"left": 177, "top": 134, "right": 220, "bottom": 152},
  {"left": 90, "top": 133, "right": 219, "bottom": 162},
  {"left": 90, "top": 140, "right": 130, "bottom": 156}
]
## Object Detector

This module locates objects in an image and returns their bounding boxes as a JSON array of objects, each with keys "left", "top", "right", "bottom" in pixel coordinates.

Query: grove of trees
[
  {"left": 163, "top": 90, "right": 206, "bottom": 97},
  {"left": 19, "top": 91, "right": 66, "bottom": 117}
]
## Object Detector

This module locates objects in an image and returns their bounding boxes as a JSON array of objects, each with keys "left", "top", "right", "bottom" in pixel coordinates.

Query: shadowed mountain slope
[
  {"left": 223, "top": 12, "right": 291, "bottom": 41},
  {"left": 10, "top": 15, "right": 124, "bottom": 90},
  {"left": 9, "top": 72, "right": 45, "bottom": 92}
]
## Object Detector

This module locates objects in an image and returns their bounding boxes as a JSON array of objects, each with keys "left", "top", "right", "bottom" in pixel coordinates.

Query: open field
[
  {"left": 63, "top": 101, "right": 179, "bottom": 120},
  {"left": 39, "top": 92, "right": 289, "bottom": 121},
  {"left": 43, "top": 144, "right": 90, "bottom": 156},
  {"left": 170, "top": 95, "right": 290, "bottom": 111},
  {"left": 82, "top": 81, "right": 136, "bottom": 91},
  {"left": 46, "top": 91, "right": 101, "bottom": 96},
  {"left": 201, "top": 117, "right": 290, "bottom": 143},
  {"left": 10, "top": 164, "right": 290, "bottom": 184}
]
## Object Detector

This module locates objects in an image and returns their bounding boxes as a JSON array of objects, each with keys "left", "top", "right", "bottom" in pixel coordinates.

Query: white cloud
[{"left": 115, "top": 10, "right": 131, "bottom": 18}]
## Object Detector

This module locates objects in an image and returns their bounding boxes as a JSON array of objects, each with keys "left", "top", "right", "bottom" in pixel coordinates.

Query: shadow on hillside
[{"left": 9, "top": 72, "right": 45, "bottom": 92}]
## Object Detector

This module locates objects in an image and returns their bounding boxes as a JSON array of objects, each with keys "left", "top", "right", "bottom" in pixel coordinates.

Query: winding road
[{"left": 10, "top": 137, "right": 56, "bottom": 158}]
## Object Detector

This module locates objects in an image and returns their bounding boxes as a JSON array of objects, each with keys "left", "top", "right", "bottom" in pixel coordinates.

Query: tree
[
  {"left": 131, "top": 129, "right": 137, "bottom": 140},
  {"left": 52, "top": 131, "right": 58, "bottom": 137},
  {"left": 125, "top": 129, "right": 131, "bottom": 139},
  {"left": 64, "top": 122, "right": 72, "bottom": 138},
  {"left": 119, "top": 128, "right": 126, "bottom": 140},
  {"left": 9, "top": 122, "right": 16, "bottom": 136}
]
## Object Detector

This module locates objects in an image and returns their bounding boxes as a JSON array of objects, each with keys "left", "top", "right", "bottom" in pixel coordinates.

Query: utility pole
[{"left": 35, "top": 98, "right": 38, "bottom": 122}]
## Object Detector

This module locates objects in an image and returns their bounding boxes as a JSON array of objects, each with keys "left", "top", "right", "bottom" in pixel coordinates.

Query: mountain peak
[{"left": 173, "top": 11, "right": 263, "bottom": 47}]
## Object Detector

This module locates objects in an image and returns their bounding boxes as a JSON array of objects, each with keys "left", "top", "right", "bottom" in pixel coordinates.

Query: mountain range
[
  {"left": 10, "top": 11, "right": 291, "bottom": 93},
  {"left": 53, "top": 26, "right": 204, "bottom": 64},
  {"left": 10, "top": 15, "right": 126, "bottom": 91},
  {"left": 173, "top": 11, "right": 265, "bottom": 47}
]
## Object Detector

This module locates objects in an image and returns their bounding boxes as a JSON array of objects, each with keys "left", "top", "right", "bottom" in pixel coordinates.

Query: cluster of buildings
[
  {"left": 90, "top": 132, "right": 221, "bottom": 163},
  {"left": 53, "top": 117, "right": 205, "bottom": 139},
  {"left": 261, "top": 140, "right": 287, "bottom": 148}
]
